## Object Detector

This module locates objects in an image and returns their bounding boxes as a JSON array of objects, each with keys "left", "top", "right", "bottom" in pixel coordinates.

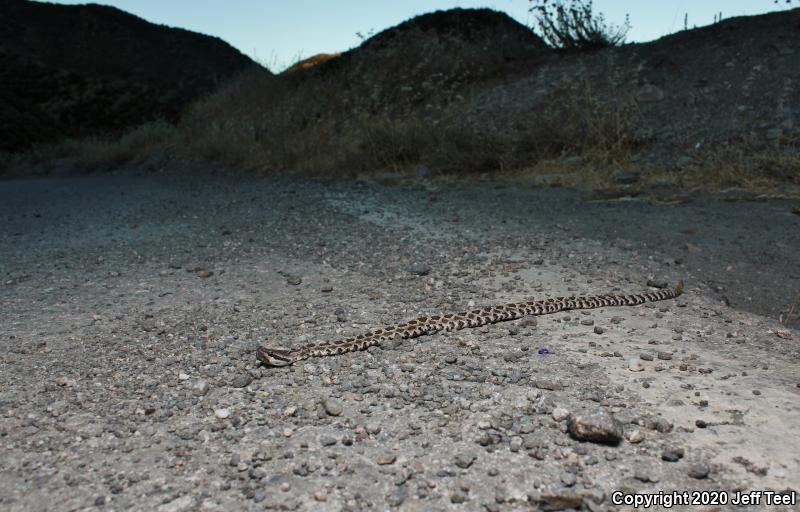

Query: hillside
[
  {"left": 2, "top": 5, "right": 798, "bottom": 195},
  {"left": 0, "top": 0, "right": 262, "bottom": 151}
]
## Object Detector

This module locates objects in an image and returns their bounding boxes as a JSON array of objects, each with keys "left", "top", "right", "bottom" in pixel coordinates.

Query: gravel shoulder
[{"left": 1, "top": 171, "right": 798, "bottom": 511}]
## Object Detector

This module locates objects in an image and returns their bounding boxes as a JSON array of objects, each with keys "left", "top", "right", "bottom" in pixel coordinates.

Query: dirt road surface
[{"left": 1, "top": 173, "right": 798, "bottom": 511}]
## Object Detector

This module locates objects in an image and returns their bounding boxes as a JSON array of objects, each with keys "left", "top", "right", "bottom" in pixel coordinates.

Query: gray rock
[
  {"left": 688, "top": 462, "right": 710, "bottom": 479},
  {"left": 322, "top": 399, "right": 343, "bottom": 416},
  {"left": 407, "top": 263, "right": 431, "bottom": 276},
  {"left": 454, "top": 452, "right": 477, "bottom": 469},
  {"left": 230, "top": 374, "right": 252, "bottom": 388},
  {"left": 192, "top": 379, "right": 210, "bottom": 396},
  {"left": 662, "top": 446, "right": 685, "bottom": 462},
  {"left": 450, "top": 491, "right": 469, "bottom": 504},
  {"left": 376, "top": 451, "right": 397, "bottom": 465},
  {"left": 567, "top": 409, "right": 623, "bottom": 445}
]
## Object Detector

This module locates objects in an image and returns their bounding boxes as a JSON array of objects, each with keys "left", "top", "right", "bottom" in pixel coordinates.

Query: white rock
[
  {"left": 552, "top": 407, "right": 570, "bottom": 421},
  {"left": 214, "top": 408, "right": 230, "bottom": 419},
  {"left": 628, "top": 358, "right": 645, "bottom": 372}
]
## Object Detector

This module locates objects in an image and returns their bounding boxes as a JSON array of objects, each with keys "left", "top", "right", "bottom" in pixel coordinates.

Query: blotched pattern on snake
[{"left": 257, "top": 282, "right": 684, "bottom": 366}]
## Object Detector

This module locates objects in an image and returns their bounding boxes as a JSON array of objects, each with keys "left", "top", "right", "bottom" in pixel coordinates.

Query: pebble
[
  {"left": 567, "top": 409, "right": 623, "bottom": 445},
  {"left": 640, "top": 352, "right": 654, "bottom": 361},
  {"left": 657, "top": 351, "right": 673, "bottom": 360},
  {"left": 230, "top": 374, "right": 252, "bottom": 388},
  {"left": 214, "top": 408, "right": 230, "bottom": 419},
  {"left": 286, "top": 275, "right": 302, "bottom": 285},
  {"left": 560, "top": 472, "right": 576, "bottom": 487},
  {"left": 552, "top": 407, "right": 570, "bottom": 421},
  {"left": 55, "top": 376, "right": 75, "bottom": 387},
  {"left": 408, "top": 263, "right": 431, "bottom": 276},
  {"left": 376, "top": 451, "right": 397, "bottom": 465},
  {"left": 662, "top": 447, "right": 685, "bottom": 462},
  {"left": 323, "top": 399, "right": 343, "bottom": 416},
  {"left": 593, "top": 326, "right": 605, "bottom": 334},
  {"left": 454, "top": 452, "right": 477, "bottom": 469},
  {"left": 688, "top": 462, "right": 710, "bottom": 479},
  {"left": 628, "top": 358, "right": 645, "bottom": 372},
  {"left": 625, "top": 429, "right": 645, "bottom": 444},
  {"left": 192, "top": 379, "right": 209, "bottom": 396},
  {"left": 320, "top": 434, "right": 338, "bottom": 446},
  {"left": 450, "top": 491, "right": 469, "bottom": 504},
  {"left": 365, "top": 423, "right": 382, "bottom": 435}
]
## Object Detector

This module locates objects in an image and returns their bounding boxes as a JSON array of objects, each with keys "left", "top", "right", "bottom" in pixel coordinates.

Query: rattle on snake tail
[{"left": 257, "top": 281, "right": 684, "bottom": 367}]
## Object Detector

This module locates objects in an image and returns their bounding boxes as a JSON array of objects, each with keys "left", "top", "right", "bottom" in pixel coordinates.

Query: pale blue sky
[{"left": 46, "top": 1, "right": 795, "bottom": 71}]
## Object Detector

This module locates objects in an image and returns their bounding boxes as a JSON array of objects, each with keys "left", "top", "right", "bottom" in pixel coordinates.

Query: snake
[{"left": 257, "top": 281, "right": 684, "bottom": 366}]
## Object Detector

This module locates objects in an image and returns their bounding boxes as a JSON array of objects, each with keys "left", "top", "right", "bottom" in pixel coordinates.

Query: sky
[{"left": 46, "top": 1, "right": 796, "bottom": 71}]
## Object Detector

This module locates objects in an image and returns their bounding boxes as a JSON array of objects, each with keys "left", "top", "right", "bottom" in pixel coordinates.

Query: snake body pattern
[{"left": 257, "top": 281, "right": 683, "bottom": 366}]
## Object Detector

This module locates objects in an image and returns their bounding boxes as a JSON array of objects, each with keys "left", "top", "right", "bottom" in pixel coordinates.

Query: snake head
[{"left": 257, "top": 346, "right": 295, "bottom": 367}]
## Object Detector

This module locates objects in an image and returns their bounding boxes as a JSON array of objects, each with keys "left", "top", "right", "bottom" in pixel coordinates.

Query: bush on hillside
[{"left": 530, "top": 0, "right": 630, "bottom": 49}]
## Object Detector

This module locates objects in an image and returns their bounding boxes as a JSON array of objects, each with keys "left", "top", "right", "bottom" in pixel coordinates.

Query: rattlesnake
[{"left": 257, "top": 281, "right": 684, "bottom": 366}]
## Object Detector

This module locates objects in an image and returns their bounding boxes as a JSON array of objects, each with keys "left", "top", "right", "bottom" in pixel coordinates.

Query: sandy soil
[{"left": 1, "top": 171, "right": 798, "bottom": 511}]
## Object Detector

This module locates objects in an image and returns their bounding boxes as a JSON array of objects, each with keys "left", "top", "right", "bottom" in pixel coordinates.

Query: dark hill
[
  {"left": 0, "top": 0, "right": 262, "bottom": 151},
  {"left": 288, "top": 8, "right": 547, "bottom": 111}
]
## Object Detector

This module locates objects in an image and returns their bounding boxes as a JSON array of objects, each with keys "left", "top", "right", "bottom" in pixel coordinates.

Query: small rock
[
  {"left": 192, "top": 380, "right": 210, "bottom": 396},
  {"left": 646, "top": 279, "right": 669, "bottom": 289},
  {"left": 640, "top": 352, "right": 654, "bottom": 361},
  {"left": 320, "top": 434, "right": 337, "bottom": 446},
  {"left": 552, "top": 407, "right": 570, "bottom": 422},
  {"left": 560, "top": 472, "right": 576, "bottom": 487},
  {"left": 286, "top": 275, "right": 302, "bottom": 285},
  {"left": 323, "top": 399, "right": 343, "bottom": 416},
  {"left": 628, "top": 358, "right": 645, "bottom": 372},
  {"left": 55, "top": 376, "right": 75, "bottom": 387},
  {"left": 214, "top": 408, "right": 230, "bottom": 419},
  {"left": 688, "top": 462, "right": 710, "bottom": 479},
  {"left": 196, "top": 269, "right": 213, "bottom": 278},
  {"left": 567, "top": 409, "right": 623, "bottom": 445},
  {"left": 230, "top": 374, "right": 252, "bottom": 388},
  {"left": 408, "top": 263, "right": 431, "bottom": 276},
  {"left": 376, "top": 451, "right": 397, "bottom": 465},
  {"left": 657, "top": 351, "right": 673, "bottom": 360},
  {"left": 662, "top": 447, "right": 685, "bottom": 462},
  {"left": 450, "top": 491, "right": 469, "bottom": 504},
  {"left": 365, "top": 423, "right": 382, "bottom": 435},
  {"left": 593, "top": 326, "right": 605, "bottom": 334},
  {"left": 454, "top": 452, "right": 477, "bottom": 469},
  {"left": 625, "top": 428, "right": 645, "bottom": 444}
]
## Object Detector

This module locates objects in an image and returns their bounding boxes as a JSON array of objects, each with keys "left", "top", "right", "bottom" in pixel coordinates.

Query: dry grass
[{"left": 3, "top": 68, "right": 798, "bottom": 199}]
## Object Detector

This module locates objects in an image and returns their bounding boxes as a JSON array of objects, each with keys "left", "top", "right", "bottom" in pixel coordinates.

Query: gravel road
[{"left": 1, "top": 172, "right": 798, "bottom": 511}]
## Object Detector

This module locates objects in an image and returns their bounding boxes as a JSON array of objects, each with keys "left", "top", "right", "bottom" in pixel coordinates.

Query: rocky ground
[{"left": 1, "top": 170, "right": 799, "bottom": 511}]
